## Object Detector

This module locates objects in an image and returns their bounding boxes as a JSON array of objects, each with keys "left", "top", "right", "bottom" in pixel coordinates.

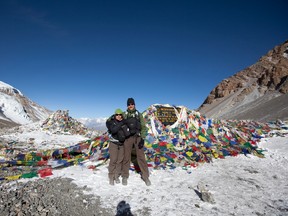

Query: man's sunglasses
[{"left": 115, "top": 114, "right": 123, "bottom": 116}]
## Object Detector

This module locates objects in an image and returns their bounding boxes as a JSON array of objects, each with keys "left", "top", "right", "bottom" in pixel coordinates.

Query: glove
[{"left": 138, "top": 138, "right": 144, "bottom": 149}]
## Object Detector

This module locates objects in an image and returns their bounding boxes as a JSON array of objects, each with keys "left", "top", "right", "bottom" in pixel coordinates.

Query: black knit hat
[{"left": 127, "top": 98, "right": 135, "bottom": 106}]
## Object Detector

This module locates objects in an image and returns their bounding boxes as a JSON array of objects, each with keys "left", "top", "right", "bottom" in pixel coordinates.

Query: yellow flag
[
  {"left": 199, "top": 135, "right": 208, "bottom": 143},
  {"left": 6, "top": 175, "right": 21, "bottom": 180}
]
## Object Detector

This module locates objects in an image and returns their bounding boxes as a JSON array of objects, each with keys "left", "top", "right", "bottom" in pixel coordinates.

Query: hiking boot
[
  {"left": 122, "top": 177, "right": 128, "bottom": 186},
  {"left": 115, "top": 177, "right": 120, "bottom": 184},
  {"left": 143, "top": 178, "right": 151, "bottom": 186},
  {"left": 109, "top": 178, "right": 114, "bottom": 186}
]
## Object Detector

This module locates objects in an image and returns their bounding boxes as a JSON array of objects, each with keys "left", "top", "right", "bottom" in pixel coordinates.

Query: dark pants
[
  {"left": 122, "top": 135, "right": 149, "bottom": 180},
  {"left": 108, "top": 142, "right": 124, "bottom": 180}
]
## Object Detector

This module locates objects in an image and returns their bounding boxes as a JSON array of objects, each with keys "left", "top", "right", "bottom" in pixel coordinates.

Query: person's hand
[{"left": 138, "top": 138, "right": 144, "bottom": 149}]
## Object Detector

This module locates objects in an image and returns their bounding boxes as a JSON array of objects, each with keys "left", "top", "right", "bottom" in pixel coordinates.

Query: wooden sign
[{"left": 156, "top": 107, "right": 181, "bottom": 126}]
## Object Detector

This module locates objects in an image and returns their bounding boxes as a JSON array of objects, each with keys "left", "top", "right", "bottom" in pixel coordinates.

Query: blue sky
[{"left": 0, "top": 0, "right": 287, "bottom": 118}]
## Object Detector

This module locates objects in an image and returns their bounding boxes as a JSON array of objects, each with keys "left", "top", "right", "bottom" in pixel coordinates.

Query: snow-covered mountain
[
  {"left": 198, "top": 40, "right": 288, "bottom": 121},
  {"left": 0, "top": 80, "right": 107, "bottom": 130},
  {"left": 0, "top": 81, "right": 51, "bottom": 127},
  {"left": 77, "top": 117, "right": 107, "bottom": 131}
]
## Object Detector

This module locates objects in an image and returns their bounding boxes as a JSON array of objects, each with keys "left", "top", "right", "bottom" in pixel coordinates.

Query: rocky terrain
[
  {"left": 0, "top": 177, "right": 114, "bottom": 216},
  {"left": 0, "top": 118, "right": 124, "bottom": 216},
  {"left": 0, "top": 118, "right": 20, "bottom": 128},
  {"left": 198, "top": 40, "right": 288, "bottom": 122}
]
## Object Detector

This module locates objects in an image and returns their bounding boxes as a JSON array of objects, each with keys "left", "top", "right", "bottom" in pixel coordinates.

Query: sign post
[{"left": 156, "top": 107, "right": 181, "bottom": 126}]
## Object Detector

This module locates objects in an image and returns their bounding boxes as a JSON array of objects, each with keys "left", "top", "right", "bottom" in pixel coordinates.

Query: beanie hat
[
  {"left": 127, "top": 98, "right": 135, "bottom": 106},
  {"left": 114, "top": 108, "right": 123, "bottom": 115}
]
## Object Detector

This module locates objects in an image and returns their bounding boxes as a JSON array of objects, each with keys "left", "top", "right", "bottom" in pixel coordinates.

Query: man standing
[{"left": 122, "top": 98, "right": 151, "bottom": 186}]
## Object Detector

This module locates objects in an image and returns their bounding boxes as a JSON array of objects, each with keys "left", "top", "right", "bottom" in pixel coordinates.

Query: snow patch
[
  {"left": 0, "top": 81, "right": 23, "bottom": 96},
  {"left": 0, "top": 92, "right": 32, "bottom": 124}
]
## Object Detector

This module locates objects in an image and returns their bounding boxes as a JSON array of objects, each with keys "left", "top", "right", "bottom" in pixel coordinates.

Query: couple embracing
[{"left": 106, "top": 98, "right": 151, "bottom": 186}]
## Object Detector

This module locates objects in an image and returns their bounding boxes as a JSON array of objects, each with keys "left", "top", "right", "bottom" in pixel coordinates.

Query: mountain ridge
[
  {"left": 0, "top": 81, "right": 51, "bottom": 127},
  {"left": 197, "top": 40, "right": 288, "bottom": 121}
]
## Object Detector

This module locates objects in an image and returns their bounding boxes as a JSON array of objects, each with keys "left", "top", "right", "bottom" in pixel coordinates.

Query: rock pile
[
  {"left": 0, "top": 177, "right": 113, "bottom": 216},
  {"left": 141, "top": 104, "right": 271, "bottom": 171},
  {"left": 41, "top": 110, "right": 89, "bottom": 136}
]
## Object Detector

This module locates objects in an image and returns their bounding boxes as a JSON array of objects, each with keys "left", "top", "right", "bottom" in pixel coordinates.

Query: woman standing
[{"left": 106, "top": 108, "right": 129, "bottom": 185}]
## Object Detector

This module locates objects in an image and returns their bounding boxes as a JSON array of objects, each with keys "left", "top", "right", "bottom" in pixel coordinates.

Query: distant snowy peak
[
  {"left": 0, "top": 81, "right": 23, "bottom": 96},
  {"left": 0, "top": 81, "right": 52, "bottom": 126},
  {"left": 77, "top": 117, "right": 107, "bottom": 131}
]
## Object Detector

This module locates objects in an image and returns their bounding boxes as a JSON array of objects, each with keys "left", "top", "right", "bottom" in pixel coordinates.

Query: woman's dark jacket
[{"left": 106, "top": 115, "right": 129, "bottom": 143}]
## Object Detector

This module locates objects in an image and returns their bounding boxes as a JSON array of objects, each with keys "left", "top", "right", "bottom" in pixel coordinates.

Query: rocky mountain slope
[
  {"left": 0, "top": 81, "right": 106, "bottom": 130},
  {"left": 0, "top": 81, "right": 51, "bottom": 128},
  {"left": 197, "top": 40, "right": 288, "bottom": 122}
]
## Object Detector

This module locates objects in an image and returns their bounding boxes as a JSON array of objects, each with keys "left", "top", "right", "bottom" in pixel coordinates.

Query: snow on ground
[
  {"left": 0, "top": 122, "right": 87, "bottom": 150},
  {"left": 49, "top": 136, "right": 288, "bottom": 216},
  {"left": 1, "top": 122, "right": 287, "bottom": 215}
]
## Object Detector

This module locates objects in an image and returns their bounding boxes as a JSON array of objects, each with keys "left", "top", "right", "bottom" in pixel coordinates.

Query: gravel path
[{"left": 0, "top": 178, "right": 115, "bottom": 216}]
